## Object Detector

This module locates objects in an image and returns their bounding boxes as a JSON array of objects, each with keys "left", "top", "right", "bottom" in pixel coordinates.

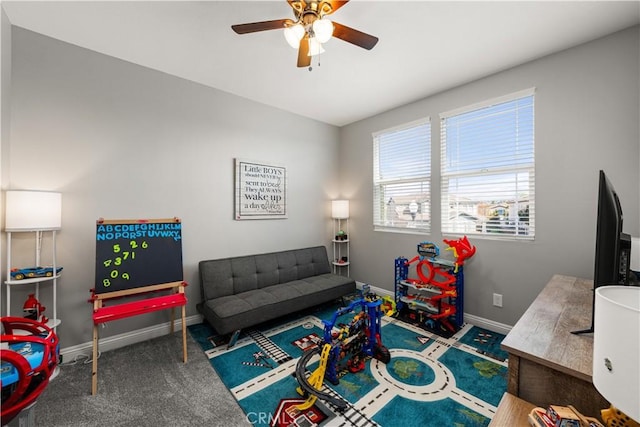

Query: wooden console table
[
  {"left": 500, "top": 274, "right": 608, "bottom": 418},
  {"left": 489, "top": 393, "right": 536, "bottom": 427}
]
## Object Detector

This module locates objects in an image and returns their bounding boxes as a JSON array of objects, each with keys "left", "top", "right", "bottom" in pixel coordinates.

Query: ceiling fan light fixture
[
  {"left": 307, "top": 37, "right": 325, "bottom": 56},
  {"left": 284, "top": 23, "right": 305, "bottom": 48},
  {"left": 231, "top": 0, "right": 379, "bottom": 68},
  {"left": 312, "top": 18, "right": 333, "bottom": 43}
]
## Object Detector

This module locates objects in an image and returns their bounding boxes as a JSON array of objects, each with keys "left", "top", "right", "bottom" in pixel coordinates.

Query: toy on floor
[
  {"left": 270, "top": 398, "right": 329, "bottom": 427},
  {"left": 395, "top": 237, "right": 476, "bottom": 337},
  {"left": 294, "top": 292, "right": 391, "bottom": 411},
  {"left": 241, "top": 351, "right": 273, "bottom": 369},
  {"left": 443, "top": 236, "right": 476, "bottom": 272},
  {"left": 381, "top": 295, "right": 396, "bottom": 317},
  {"left": 600, "top": 405, "right": 640, "bottom": 427},
  {"left": 23, "top": 294, "right": 48, "bottom": 324},
  {"left": 529, "top": 404, "right": 605, "bottom": 427},
  {"left": 1, "top": 316, "right": 60, "bottom": 426},
  {"left": 404, "top": 241, "right": 456, "bottom": 289}
]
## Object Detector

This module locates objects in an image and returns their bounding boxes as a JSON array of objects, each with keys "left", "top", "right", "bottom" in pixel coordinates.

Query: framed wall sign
[{"left": 234, "top": 159, "right": 287, "bottom": 220}]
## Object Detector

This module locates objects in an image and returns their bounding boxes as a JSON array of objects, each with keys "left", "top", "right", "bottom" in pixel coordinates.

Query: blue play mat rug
[{"left": 189, "top": 302, "right": 508, "bottom": 427}]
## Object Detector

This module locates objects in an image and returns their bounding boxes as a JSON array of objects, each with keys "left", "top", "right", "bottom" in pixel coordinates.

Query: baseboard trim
[
  {"left": 357, "top": 281, "right": 394, "bottom": 297},
  {"left": 463, "top": 313, "right": 512, "bottom": 335},
  {"left": 60, "top": 314, "right": 203, "bottom": 362},
  {"left": 358, "top": 281, "right": 512, "bottom": 335}
]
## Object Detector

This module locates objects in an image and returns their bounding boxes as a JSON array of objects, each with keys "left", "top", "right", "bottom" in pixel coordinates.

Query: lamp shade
[
  {"left": 332, "top": 200, "right": 349, "bottom": 219},
  {"left": 593, "top": 286, "right": 640, "bottom": 422},
  {"left": 313, "top": 18, "right": 333, "bottom": 43},
  {"left": 284, "top": 23, "right": 305, "bottom": 48},
  {"left": 5, "top": 190, "right": 62, "bottom": 231},
  {"left": 307, "top": 37, "right": 325, "bottom": 56}
]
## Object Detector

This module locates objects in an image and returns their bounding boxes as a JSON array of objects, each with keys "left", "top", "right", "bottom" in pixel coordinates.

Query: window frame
[
  {"left": 439, "top": 88, "right": 536, "bottom": 241},
  {"left": 372, "top": 117, "right": 432, "bottom": 234}
]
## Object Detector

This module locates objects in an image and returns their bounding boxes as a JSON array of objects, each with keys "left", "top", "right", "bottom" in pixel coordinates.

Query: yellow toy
[
  {"left": 601, "top": 406, "right": 640, "bottom": 427},
  {"left": 381, "top": 295, "right": 396, "bottom": 317},
  {"left": 295, "top": 343, "right": 332, "bottom": 410}
]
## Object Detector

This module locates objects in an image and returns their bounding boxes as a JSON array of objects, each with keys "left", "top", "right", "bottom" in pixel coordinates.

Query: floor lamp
[{"left": 5, "top": 190, "right": 62, "bottom": 324}]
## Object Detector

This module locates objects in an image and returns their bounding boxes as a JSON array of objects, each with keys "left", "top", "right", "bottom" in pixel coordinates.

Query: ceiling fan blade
[
  {"left": 231, "top": 19, "right": 293, "bottom": 34},
  {"left": 332, "top": 21, "right": 379, "bottom": 50},
  {"left": 325, "top": 1, "right": 349, "bottom": 15},
  {"left": 297, "top": 36, "right": 311, "bottom": 68}
]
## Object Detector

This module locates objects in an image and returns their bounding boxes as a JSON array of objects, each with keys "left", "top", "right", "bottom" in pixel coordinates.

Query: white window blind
[
  {"left": 373, "top": 118, "right": 431, "bottom": 233},
  {"left": 440, "top": 89, "right": 535, "bottom": 239}
]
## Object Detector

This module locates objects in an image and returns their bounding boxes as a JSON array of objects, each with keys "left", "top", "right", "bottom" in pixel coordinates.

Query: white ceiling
[{"left": 3, "top": 1, "right": 639, "bottom": 126}]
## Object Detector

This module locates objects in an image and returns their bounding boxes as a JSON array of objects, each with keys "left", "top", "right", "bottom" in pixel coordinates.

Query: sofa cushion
[
  {"left": 199, "top": 258, "right": 235, "bottom": 301},
  {"left": 200, "top": 274, "right": 355, "bottom": 336},
  {"left": 229, "top": 256, "right": 259, "bottom": 294},
  {"left": 206, "top": 289, "right": 279, "bottom": 319},
  {"left": 255, "top": 254, "right": 280, "bottom": 288},
  {"left": 200, "top": 246, "right": 333, "bottom": 300}
]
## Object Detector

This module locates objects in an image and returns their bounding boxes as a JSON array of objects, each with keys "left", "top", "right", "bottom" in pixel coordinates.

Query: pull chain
[{"left": 308, "top": 55, "right": 321, "bottom": 72}]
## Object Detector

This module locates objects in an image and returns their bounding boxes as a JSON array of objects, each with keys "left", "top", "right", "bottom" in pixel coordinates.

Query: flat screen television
[{"left": 573, "top": 170, "right": 631, "bottom": 335}]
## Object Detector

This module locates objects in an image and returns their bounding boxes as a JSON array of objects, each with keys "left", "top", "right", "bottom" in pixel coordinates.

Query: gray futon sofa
[{"left": 198, "top": 246, "right": 355, "bottom": 335}]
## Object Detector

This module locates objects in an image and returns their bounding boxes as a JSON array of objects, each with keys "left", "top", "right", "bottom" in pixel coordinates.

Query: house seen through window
[{"left": 373, "top": 118, "right": 431, "bottom": 233}]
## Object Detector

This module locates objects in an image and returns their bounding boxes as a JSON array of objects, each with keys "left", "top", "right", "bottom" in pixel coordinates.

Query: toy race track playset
[
  {"left": 394, "top": 236, "right": 476, "bottom": 338},
  {"left": 293, "top": 293, "right": 391, "bottom": 414}
]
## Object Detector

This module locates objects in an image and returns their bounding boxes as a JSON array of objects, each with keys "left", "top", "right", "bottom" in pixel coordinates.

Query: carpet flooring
[
  {"left": 32, "top": 331, "right": 249, "bottom": 427},
  {"left": 189, "top": 302, "right": 508, "bottom": 427}
]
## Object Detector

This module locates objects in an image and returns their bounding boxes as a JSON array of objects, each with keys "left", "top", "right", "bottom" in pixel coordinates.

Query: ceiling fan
[{"left": 231, "top": 0, "right": 379, "bottom": 68}]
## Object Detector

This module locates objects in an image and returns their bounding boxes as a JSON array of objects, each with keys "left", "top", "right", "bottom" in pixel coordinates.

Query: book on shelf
[
  {"left": 528, "top": 405, "right": 605, "bottom": 427},
  {"left": 528, "top": 407, "right": 554, "bottom": 427}
]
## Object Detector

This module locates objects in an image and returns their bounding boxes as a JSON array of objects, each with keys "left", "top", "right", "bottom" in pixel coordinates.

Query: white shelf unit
[
  {"left": 332, "top": 217, "right": 350, "bottom": 276},
  {"left": 4, "top": 230, "right": 61, "bottom": 331}
]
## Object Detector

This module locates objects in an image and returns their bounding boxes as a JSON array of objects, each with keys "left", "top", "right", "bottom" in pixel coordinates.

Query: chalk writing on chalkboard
[{"left": 94, "top": 219, "right": 183, "bottom": 294}]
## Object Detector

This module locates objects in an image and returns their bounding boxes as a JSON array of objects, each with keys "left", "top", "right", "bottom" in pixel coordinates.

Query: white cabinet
[
  {"left": 332, "top": 218, "right": 350, "bottom": 276},
  {"left": 4, "top": 230, "right": 61, "bottom": 331}
]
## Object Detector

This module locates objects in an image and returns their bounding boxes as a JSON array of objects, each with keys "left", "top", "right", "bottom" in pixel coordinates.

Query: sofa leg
[{"left": 227, "top": 329, "right": 242, "bottom": 349}]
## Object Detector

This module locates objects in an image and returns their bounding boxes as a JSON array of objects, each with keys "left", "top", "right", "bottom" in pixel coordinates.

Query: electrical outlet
[{"left": 493, "top": 293, "right": 503, "bottom": 308}]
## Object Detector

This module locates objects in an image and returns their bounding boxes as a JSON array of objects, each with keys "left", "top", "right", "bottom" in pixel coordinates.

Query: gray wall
[
  {"left": 1, "top": 8, "right": 10, "bottom": 185},
  {"left": 340, "top": 26, "right": 640, "bottom": 327},
  {"left": 6, "top": 27, "right": 341, "bottom": 349},
  {"left": 1, "top": 8, "right": 11, "bottom": 280}
]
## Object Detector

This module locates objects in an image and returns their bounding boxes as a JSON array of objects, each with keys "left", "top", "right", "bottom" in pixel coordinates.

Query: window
[
  {"left": 373, "top": 118, "right": 431, "bottom": 233},
  {"left": 440, "top": 89, "right": 535, "bottom": 239}
]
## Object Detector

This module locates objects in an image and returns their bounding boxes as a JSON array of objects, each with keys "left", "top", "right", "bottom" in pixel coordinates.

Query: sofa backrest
[{"left": 199, "top": 246, "right": 332, "bottom": 301}]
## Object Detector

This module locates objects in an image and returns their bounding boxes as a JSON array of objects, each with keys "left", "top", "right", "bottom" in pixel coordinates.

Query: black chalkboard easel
[{"left": 90, "top": 218, "right": 187, "bottom": 395}]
